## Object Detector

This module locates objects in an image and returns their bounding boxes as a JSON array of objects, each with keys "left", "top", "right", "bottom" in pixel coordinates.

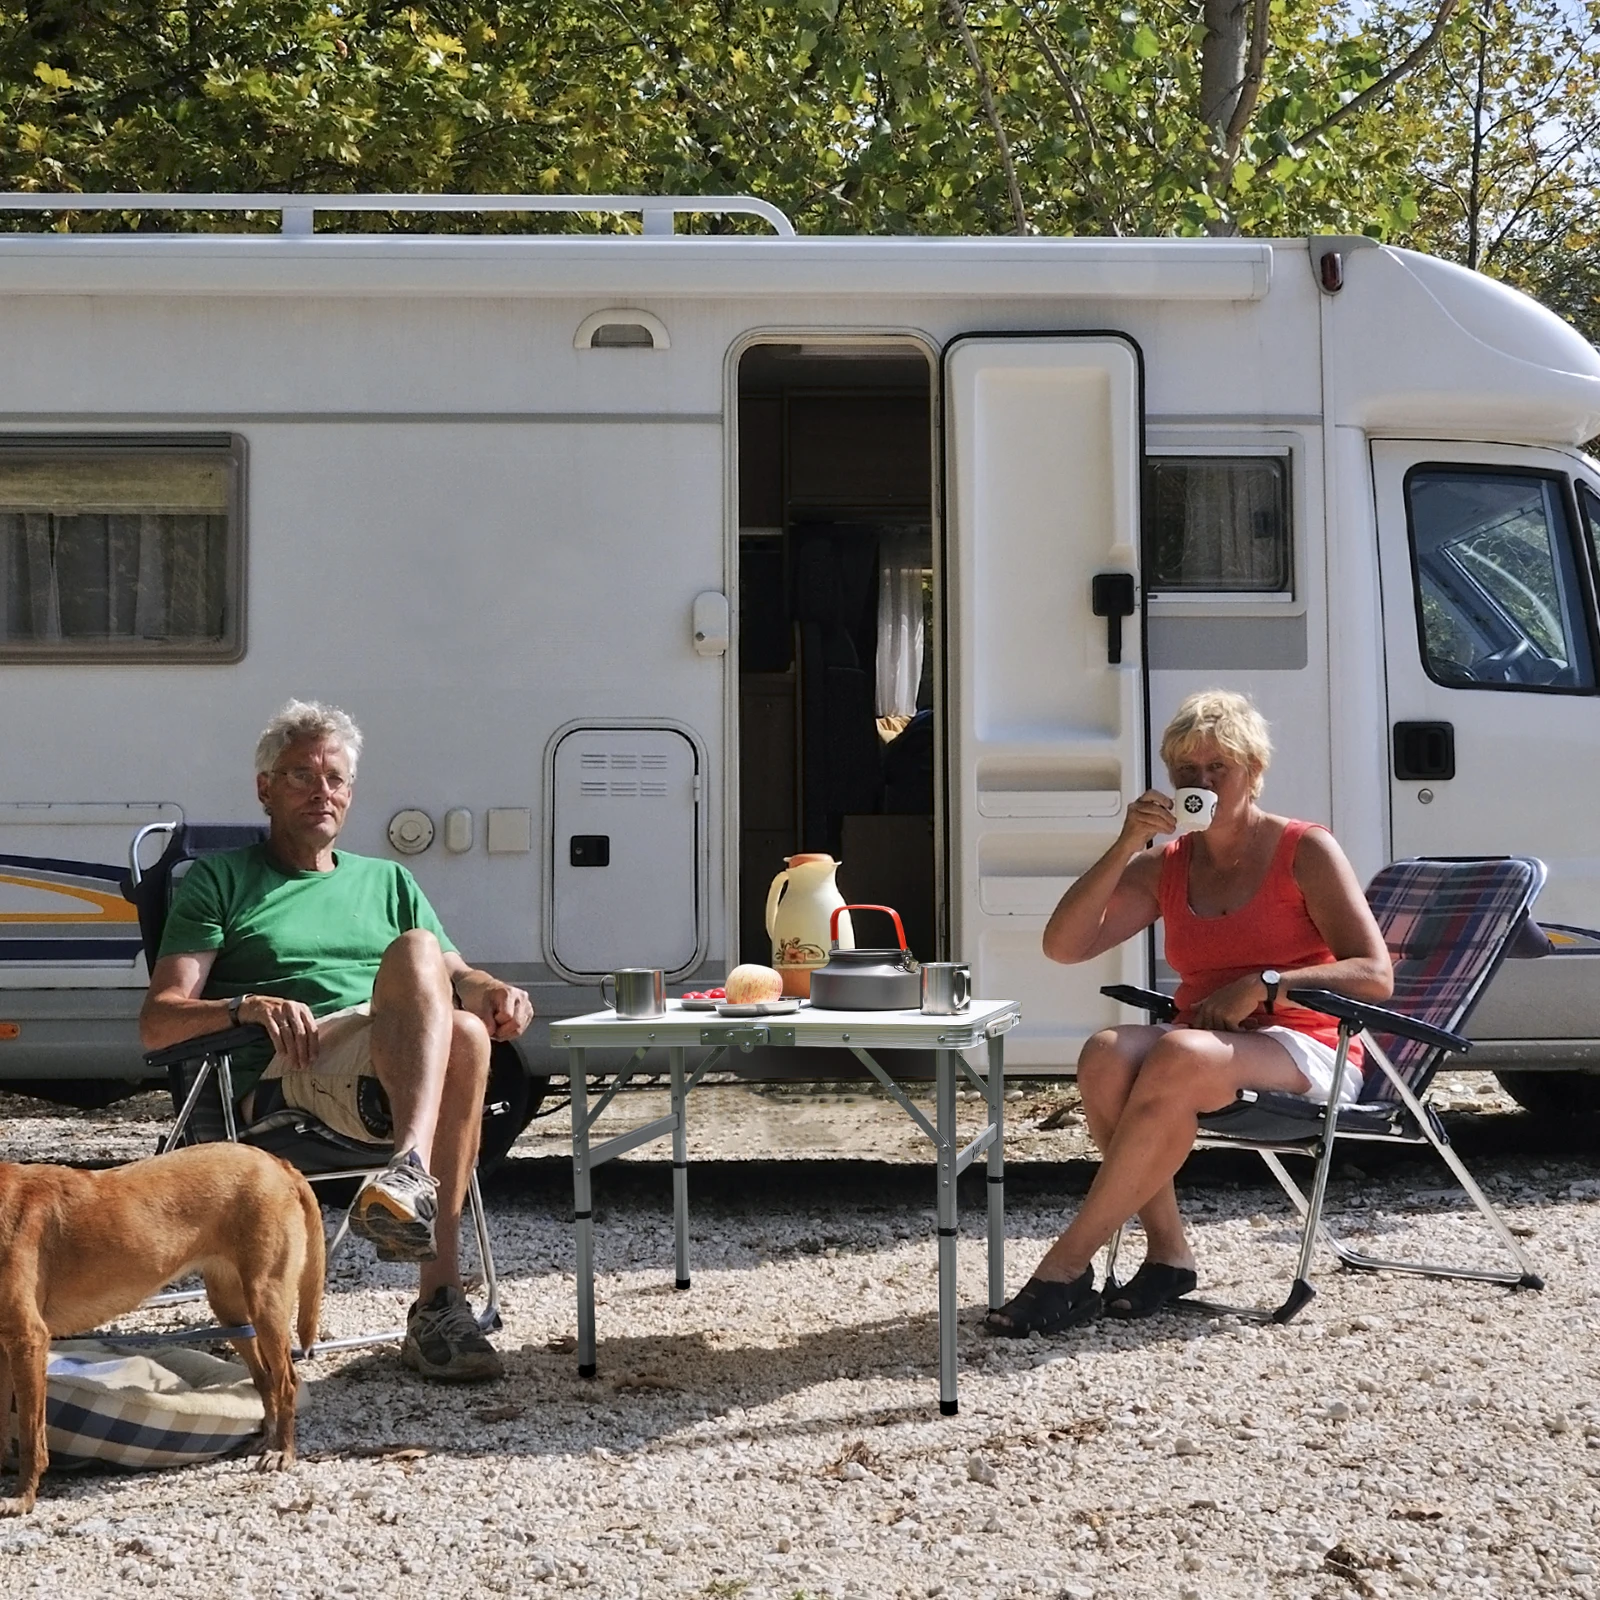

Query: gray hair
[{"left": 254, "top": 699, "right": 364, "bottom": 778}]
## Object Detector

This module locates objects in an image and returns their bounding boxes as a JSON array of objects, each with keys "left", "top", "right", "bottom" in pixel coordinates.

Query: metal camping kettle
[{"left": 807, "top": 905, "right": 922, "bottom": 1011}]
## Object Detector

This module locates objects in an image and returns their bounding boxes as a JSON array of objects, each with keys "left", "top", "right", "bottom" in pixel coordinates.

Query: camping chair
[
  {"left": 1100, "top": 854, "right": 1548, "bottom": 1324},
  {"left": 119, "top": 821, "right": 500, "bottom": 1355}
]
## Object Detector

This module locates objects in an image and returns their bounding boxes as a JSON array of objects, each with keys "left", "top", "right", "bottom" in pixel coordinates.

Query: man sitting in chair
[{"left": 140, "top": 699, "right": 535, "bottom": 1382}]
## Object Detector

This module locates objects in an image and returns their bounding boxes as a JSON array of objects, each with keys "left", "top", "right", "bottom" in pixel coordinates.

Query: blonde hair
[
  {"left": 254, "top": 699, "right": 363, "bottom": 777},
  {"left": 1159, "top": 689, "right": 1272, "bottom": 797}
]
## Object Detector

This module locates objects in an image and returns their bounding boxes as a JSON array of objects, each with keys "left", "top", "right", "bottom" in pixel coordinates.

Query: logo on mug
[{"left": 1183, "top": 793, "right": 1205, "bottom": 814}]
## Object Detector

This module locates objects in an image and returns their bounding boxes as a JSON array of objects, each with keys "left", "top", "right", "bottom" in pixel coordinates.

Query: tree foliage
[{"left": 0, "top": 2, "right": 1595, "bottom": 337}]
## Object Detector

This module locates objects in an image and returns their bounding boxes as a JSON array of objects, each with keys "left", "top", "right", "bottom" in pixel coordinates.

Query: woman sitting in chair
[{"left": 988, "top": 689, "right": 1393, "bottom": 1336}]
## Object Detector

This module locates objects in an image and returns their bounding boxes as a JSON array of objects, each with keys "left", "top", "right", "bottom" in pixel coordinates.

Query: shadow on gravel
[
  {"left": 294, "top": 1299, "right": 1205, "bottom": 1465},
  {"left": 485, "top": 1107, "right": 1600, "bottom": 1216}
]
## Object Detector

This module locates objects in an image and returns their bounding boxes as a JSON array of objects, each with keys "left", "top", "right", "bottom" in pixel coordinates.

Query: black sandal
[
  {"left": 1104, "top": 1261, "right": 1198, "bottom": 1319},
  {"left": 984, "top": 1268, "right": 1101, "bottom": 1337}
]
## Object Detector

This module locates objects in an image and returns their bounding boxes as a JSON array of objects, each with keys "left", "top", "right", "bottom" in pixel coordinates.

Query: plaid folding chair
[
  {"left": 115, "top": 821, "right": 501, "bottom": 1355},
  {"left": 1101, "top": 855, "right": 1548, "bottom": 1324}
]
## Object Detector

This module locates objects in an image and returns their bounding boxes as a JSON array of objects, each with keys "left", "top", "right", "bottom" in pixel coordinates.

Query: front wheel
[{"left": 1494, "top": 1069, "right": 1600, "bottom": 1118}]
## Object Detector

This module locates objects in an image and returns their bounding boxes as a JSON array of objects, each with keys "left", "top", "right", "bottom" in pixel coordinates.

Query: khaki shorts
[{"left": 258, "top": 1002, "right": 393, "bottom": 1145}]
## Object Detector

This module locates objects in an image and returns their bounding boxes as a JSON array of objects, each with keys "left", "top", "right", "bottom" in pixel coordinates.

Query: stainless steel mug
[
  {"left": 600, "top": 968, "right": 665, "bottom": 1019},
  {"left": 920, "top": 962, "right": 971, "bottom": 1015}
]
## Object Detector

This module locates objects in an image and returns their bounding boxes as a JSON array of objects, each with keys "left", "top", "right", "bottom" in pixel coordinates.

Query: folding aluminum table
[{"left": 553, "top": 999, "right": 1021, "bottom": 1415}]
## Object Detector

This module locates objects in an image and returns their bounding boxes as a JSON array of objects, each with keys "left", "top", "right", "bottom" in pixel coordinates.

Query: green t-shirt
[{"left": 158, "top": 845, "right": 457, "bottom": 1092}]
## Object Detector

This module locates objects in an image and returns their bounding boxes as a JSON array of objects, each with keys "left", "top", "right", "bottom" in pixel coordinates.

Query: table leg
[
  {"left": 670, "top": 1045, "right": 691, "bottom": 1290},
  {"left": 569, "top": 1049, "right": 597, "bottom": 1379},
  {"left": 936, "top": 1046, "right": 959, "bottom": 1416},
  {"left": 986, "top": 1031, "right": 1006, "bottom": 1312}
]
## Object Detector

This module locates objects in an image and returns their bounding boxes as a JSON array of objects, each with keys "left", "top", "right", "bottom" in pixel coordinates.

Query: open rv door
[{"left": 944, "top": 335, "right": 1148, "bottom": 1069}]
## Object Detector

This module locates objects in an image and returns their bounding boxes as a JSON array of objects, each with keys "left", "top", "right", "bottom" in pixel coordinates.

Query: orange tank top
[{"left": 1157, "top": 818, "right": 1360, "bottom": 1064}]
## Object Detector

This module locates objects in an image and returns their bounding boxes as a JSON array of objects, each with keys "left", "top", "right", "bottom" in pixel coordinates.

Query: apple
[{"left": 723, "top": 964, "right": 784, "bottom": 1004}]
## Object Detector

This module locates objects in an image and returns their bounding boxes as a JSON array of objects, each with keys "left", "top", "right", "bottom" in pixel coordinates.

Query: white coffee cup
[{"left": 1173, "top": 787, "right": 1219, "bottom": 834}]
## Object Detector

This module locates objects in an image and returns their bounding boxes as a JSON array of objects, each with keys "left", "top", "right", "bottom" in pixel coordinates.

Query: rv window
[
  {"left": 1147, "top": 456, "right": 1289, "bottom": 592},
  {"left": 0, "top": 440, "right": 242, "bottom": 661},
  {"left": 1406, "top": 468, "right": 1595, "bottom": 692}
]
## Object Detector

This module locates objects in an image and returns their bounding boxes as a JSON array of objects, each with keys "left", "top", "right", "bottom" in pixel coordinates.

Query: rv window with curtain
[
  {"left": 1405, "top": 467, "right": 1595, "bottom": 692},
  {"left": 1147, "top": 455, "right": 1289, "bottom": 593},
  {"left": 0, "top": 439, "right": 242, "bottom": 661}
]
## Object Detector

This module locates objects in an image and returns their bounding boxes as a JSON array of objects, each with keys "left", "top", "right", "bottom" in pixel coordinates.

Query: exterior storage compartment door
[
  {"left": 944, "top": 336, "right": 1147, "bottom": 1067},
  {"left": 548, "top": 725, "right": 703, "bottom": 980}
]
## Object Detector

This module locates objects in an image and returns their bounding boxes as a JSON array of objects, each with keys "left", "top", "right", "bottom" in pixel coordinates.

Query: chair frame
[
  {"left": 1097, "top": 854, "right": 1549, "bottom": 1324},
  {"left": 112, "top": 821, "right": 500, "bottom": 1357}
]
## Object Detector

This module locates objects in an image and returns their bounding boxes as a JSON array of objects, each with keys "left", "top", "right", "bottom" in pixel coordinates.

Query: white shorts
[
  {"left": 1253, "top": 1025, "right": 1363, "bottom": 1105},
  {"left": 1158, "top": 1022, "right": 1363, "bottom": 1106}
]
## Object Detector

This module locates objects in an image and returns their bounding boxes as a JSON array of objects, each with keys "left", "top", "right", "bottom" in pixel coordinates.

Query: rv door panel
[
  {"left": 1376, "top": 441, "right": 1600, "bottom": 945},
  {"left": 944, "top": 336, "right": 1147, "bottom": 1067}
]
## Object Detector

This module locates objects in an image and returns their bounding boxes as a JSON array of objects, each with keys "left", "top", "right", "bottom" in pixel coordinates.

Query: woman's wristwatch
[{"left": 1260, "top": 969, "right": 1282, "bottom": 1014}]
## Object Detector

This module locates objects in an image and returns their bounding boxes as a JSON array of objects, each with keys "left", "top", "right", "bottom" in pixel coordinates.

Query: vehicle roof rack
[{"left": 0, "top": 192, "right": 795, "bottom": 238}]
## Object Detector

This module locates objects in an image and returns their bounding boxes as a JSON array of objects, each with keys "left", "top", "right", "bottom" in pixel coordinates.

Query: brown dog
[{"left": 0, "top": 1142, "right": 324, "bottom": 1514}]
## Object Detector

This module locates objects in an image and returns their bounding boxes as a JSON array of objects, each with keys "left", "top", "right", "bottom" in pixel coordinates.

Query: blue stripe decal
[
  {"left": 0, "top": 939, "right": 143, "bottom": 961},
  {"left": 0, "top": 853, "right": 126, "bottom": 883}
]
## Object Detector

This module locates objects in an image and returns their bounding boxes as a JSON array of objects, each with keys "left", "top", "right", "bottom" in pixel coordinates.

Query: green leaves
[{"left": 0, "top": 0, "right": 1589, "bottom": 341}]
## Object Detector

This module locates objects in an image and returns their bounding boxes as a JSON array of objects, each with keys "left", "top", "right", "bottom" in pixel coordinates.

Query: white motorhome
[{"left": 2, "top": 195, "right": 1598, "bottom": 1126}]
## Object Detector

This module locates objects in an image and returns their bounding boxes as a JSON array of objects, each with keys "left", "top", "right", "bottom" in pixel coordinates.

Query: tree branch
[
  {"left": 1221, "top": 0, "right": 1271, "bottom": 158},
  {"left": 1018, "top": 7, "right": 1124, "bottom": 234},
  {"left": 944, "top": 0, "right": 1028, "bottom": 235},
  {"left": 1301, "top": 0, "right": 1462, "bottom": 143}
]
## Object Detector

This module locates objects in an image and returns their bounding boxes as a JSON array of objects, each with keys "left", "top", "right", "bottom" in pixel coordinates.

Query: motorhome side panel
[{"left": 0, "top": 290, "right": 731, "bottom": 1075}]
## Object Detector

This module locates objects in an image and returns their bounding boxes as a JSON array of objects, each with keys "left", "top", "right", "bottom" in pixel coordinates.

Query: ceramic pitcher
[{"left": 765, "top": 854, "right": 855, "bottom": 997}]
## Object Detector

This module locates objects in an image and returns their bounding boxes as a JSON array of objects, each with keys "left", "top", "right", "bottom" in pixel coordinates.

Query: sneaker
[
  {"left": 401, "top": 1285, "right": 504, "bottom": 1381},
  {"left": 349, "top": 1149, "right": 439, "bottom": 1261}
]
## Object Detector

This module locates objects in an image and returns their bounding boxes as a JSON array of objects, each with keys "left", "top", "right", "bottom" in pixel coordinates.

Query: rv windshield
[{"left": 1406, "top": 468, "right": 1596, "bottom": 692}]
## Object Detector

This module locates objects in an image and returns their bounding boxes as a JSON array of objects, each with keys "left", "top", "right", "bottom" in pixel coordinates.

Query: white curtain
[
  {"left": 1153, "top": 459, "right": 1287, "bottom": 590},
  {"left": 876, "top": 535, "right": 926, "bottom": 720},
  {"left": 1, "top": 512, "right": 225, "bottom": 645}
]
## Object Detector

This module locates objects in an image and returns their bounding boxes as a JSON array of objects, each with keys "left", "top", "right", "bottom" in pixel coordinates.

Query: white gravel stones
[{"left": 4, "top": 1081, "right": 1599, "bottom": 1599}]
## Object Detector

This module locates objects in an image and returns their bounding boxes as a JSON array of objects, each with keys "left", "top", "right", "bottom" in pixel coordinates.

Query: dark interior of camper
[{"left": 736, "top": 343, "right": 937, "bottom": 965}]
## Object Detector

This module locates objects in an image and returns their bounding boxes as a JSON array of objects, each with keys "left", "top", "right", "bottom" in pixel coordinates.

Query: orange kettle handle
[{"left": 831, "top": 904, "right": 906, "bottom": 950}]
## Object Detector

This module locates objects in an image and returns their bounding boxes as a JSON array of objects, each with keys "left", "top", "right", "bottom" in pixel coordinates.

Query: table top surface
[{"left": 551, "top": 998, "right": 1020, "bottom": 1050}]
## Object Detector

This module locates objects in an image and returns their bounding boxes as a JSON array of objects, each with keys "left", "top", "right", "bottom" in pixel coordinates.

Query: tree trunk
[{"left": 1200, "top": 0, "right": 1251, "bottom": 136}]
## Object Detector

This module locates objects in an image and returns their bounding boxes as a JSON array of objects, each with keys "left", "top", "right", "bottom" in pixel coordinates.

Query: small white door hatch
[{"left": 549, "top": 725, "right": 702, "bottom": 978}]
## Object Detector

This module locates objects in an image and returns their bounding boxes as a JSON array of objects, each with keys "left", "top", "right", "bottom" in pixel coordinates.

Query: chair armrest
[
  {"left": 1100, "top": 984, "right": 1179, "bottom": 1023},
  {"left": 1286, "top": 988, "right": 1471, "bottom": 1055},
  {"left": 143, "top": 1024, "right": 270, "bottom": 1071}
]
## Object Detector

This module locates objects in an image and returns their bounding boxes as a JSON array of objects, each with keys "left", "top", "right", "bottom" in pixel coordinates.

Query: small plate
[
  {"left": 674, "top": 998, "right": 720, "bottom": 1011},
  {"left": 715, "top": 999, "right": 800, "bottom": 1017}
]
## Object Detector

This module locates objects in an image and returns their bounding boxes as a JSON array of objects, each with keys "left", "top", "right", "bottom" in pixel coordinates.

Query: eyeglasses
[{"left": 272, "top": 767, "right": 353, "bottom": 796}]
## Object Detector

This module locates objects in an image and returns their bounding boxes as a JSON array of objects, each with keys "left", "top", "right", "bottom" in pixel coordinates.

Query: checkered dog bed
[{"left": 20, "top": 1342, "right": 273, "bottom": 1471}]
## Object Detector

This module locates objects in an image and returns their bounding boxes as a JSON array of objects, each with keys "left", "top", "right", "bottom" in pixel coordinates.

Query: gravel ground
[{"left": 3, "top": 1078, "right": 1599, "bottom": 1600}]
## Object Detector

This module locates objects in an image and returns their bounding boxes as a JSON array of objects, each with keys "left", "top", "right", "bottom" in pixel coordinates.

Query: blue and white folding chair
[{"left": 1102, "top": 855, "right": 1549, "bottom": 1323}]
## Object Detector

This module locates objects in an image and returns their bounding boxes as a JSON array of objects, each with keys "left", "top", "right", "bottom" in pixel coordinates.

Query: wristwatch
[
  {"left": 1260, "top": 970, "right": 1282, "bottom": 1015},
  {"left": 228, "top": 995, "right": 246, "bottom": 1027}
]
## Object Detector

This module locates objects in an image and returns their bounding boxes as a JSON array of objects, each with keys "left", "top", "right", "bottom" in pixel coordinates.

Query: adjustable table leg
[
  {"left": 986, "top": 1032, "right": 1006, "bottom": 1313},
  {"left": 936, "top": 1047, "right": 959, "bottom": 1416},
  {"left": 569, "top": 1049, "right": 597, "bottom": 1378},
  {"left": 670, "top": 1046, "right": 691, "bottom": 1290}
]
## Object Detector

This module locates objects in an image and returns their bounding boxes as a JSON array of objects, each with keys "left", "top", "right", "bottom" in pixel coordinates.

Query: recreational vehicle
[{"left": 1, "top": 195, "right": 1597, "bottom": 1137}]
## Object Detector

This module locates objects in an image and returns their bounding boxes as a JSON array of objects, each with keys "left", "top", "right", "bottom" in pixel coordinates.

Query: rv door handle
[
  {"left": 1090, "top": 572, "right": 1137, "bottom": 665},
  {"left": 1393, "top": 721, "right": 1455, "bottom": 781}
]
